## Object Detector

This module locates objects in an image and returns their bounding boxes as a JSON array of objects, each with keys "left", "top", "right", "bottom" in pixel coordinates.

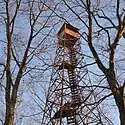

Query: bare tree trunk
[
  {"left": 119, "top": 104, "right": 125, "bottom": 125},
  {"left": 106, "top": 71, "right": 125, "bottom": 125},
  {"left": 4, "top": 103, "right": 15, "bottom": 125},
  {"left": 4, "top": 20, "right": 14, "bottom": 125},
  {"left": 113, "top": 89, "right": 125, "bottom": 125},
  {"left": 4, "top": 1, "right": 15, "bottom": 124},
  {"left": 115, "top": 90, "right": 125, "bottom": 125}
]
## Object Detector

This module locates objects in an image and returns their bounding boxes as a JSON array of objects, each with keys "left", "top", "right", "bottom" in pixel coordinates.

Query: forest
[{"left": 0, "top": 0, "right": 125, "bottom": 125}]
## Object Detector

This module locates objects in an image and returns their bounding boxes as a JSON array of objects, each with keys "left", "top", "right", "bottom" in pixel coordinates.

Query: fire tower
[
  {"left": 53, "top": 23, "right": 81, "bottom": 125},
  {"left": 42, "top": 23, "right": 90, "bottom": 125}
]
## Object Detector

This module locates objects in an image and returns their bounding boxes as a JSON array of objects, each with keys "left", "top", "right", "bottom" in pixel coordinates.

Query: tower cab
[{"left": 57, "top": 23, "right": 79, "bottom": 47}]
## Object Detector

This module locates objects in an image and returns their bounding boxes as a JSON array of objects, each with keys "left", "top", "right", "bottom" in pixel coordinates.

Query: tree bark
[
  {"left": 4, "top": 102, "right": 15, "bottom": 125},
  {"left": 106, "top": 70, "right": 125, "bottom": 125}
]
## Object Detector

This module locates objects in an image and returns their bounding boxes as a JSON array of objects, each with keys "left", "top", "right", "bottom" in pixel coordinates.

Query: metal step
[{"left": 67, "top": 113, "right": 78, "bottom": 125}]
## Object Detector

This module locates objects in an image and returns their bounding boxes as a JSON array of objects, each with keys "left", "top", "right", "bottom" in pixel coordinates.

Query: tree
[
  {"left": 0, "top": 0, "right": 55, "bottom": 124},
  {"left": 47, "top": 0, "right": 125, "bottom": 124},
  {"left": 37, "top": 0, "right": 125, "bottom": 124},
  {"left": 0, "top": 0, "right": 125, "bottom": 125}
]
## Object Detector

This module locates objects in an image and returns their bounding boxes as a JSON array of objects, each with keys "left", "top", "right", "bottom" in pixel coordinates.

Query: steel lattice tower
[{"left": 42, "top": 23, "right": 90, "bottom": 125}]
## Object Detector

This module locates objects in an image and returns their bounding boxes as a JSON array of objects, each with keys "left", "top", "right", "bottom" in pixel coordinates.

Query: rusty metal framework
[{"left": 41, "top": 23, "right": 95, "bottom": 125}]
